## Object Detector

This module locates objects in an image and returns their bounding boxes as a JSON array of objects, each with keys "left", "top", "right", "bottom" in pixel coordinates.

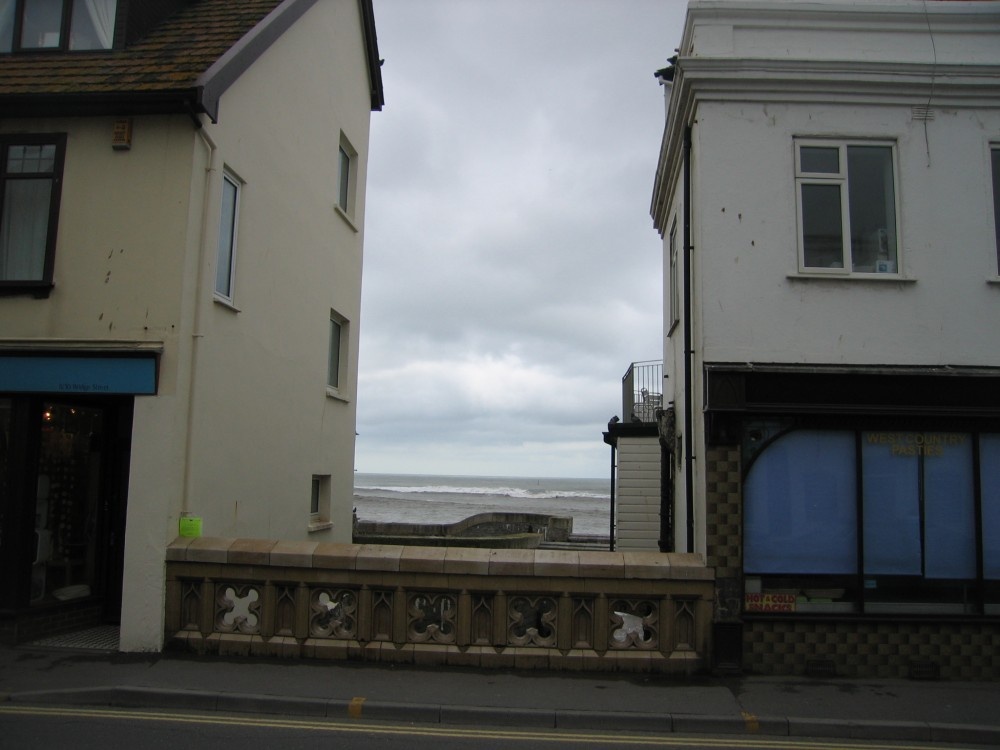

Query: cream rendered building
[
  {"left": 644, "top": 0, "right": 1000, "bottom": 677},
  {"left": 0, "top": 0, "right": 383, "bottom": 651}
]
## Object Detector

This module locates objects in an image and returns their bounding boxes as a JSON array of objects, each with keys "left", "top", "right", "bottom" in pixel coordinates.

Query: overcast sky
[{"left": 355, "top": 0, "right": 688, "bottom": 479}]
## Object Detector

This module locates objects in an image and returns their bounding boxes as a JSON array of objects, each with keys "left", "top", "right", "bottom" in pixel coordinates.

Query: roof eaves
[
  {"left": 0, "top": 89, "right": 204, "bottom": 120},
  {"left": 195, "top": 0, "right": 319, "bottom": 123},
  {"left": 359, "top": 0, "right": 385, "bottom": 111}
]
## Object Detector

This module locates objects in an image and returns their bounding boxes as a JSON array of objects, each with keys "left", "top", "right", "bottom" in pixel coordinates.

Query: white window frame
[
  {"left": 335, "top": 132, "right": 358, "bottom": 228},
  {"left": 7, "top": 0, "right": 117, "bottom": 52},
  {"left": 214, "top": 169, "right": 241, "bottom": 304},
  {"left": 668, "top": 217, "right": 679, "bottom": 335},
  {"left": 309, "top": 474, "right": 333, "bottom": 531},
  {"left": 991, "top": 144, "right": 1000, "bottom": 276},
  {"left": 326, "top": 309, "right": 349, "bottom": 400},
  {"left": 794, "top": 139, "right": 901, "bottom": 277}
]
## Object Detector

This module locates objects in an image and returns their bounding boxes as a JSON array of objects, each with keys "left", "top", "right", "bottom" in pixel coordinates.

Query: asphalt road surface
[{"left": 1, "top": 704, "right": 992, "bottom": 750}]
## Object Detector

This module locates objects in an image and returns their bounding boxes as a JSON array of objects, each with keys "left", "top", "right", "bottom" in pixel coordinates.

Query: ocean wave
[{"left": 355, "top": 484, "right": 608, "bottom": 501}]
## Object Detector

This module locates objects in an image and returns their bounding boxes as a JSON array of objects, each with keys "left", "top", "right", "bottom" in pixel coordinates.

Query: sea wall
[{"left": 352, "top": 512, "right": 573, "bottom": 548}]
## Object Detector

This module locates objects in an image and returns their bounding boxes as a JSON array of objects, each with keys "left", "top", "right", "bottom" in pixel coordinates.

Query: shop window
[
  {"left": 744, "top": 430, "right": 856, "bottom": 575},
  {"left": 745, "top": 428, "right": 989, "bottom": 616},
  {"left": 795, "top": 140, "right": 899, "bottom": 275},
  {"left": 981, "top": 435, "right": 1000, "bottom": 614},
  {"left": 862, "top": 432, "right": 976, "bottom": 613}
]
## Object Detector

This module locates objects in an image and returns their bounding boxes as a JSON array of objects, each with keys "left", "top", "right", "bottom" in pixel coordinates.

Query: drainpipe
[
  {"left": 682, "top": 125, "right": 694, "bottom": 554},
  {"left": 609, "top": 440, "right": 617, "bottom": 551},
  {"left": 180, "top": 118, "right": 218, "bottom": 514}
]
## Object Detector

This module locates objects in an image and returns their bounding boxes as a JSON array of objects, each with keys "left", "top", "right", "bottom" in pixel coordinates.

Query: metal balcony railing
[{"left": 622, "top": 360, "right": 663, "bottom": 423}]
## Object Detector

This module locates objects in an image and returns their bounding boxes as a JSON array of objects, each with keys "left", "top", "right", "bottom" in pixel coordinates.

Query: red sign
[{"left": 744, "top": 593, "right": 796, "bottom": 612}]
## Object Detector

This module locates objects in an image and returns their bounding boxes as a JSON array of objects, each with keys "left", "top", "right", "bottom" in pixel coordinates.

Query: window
[
  {"left": 0, "top": 135, "right": 65, "bottom": 292},
  {"left": 309, "top": 474, "right": 332, "bottom": 530},
  {"left": 1, "top": 0, "right": 16, "bottom": 51},
  {"left": 336, "top": 133, "right": 357, "bottom": 220},
  {"left": 215, "top": 171, "right": 240, "bottom": 302},
  {"left": 327, "top": 310, "right": 348, "bottom": 394},
  {"left": 744, "top": 431, "right": 857, "bottom": 576},
  {"left": 338, "top": 146, "right": 350, "bottom": 212},
  {"left": 795, "top": 140, "right": 899, "bottom": 275},
  {"left": 991, "top": 146, "right": 1000, "bottom": 272},
  {"left": 744, "top": 428, "right": 999, "bottom": 615},
  {"left": 668, "top": 218, "right": 679, "bottom": 334},
  {"left": 2, "top": 0, "right": 117, "bottom": 52}
]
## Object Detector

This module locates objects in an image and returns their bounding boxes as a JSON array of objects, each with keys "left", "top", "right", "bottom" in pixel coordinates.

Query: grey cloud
[{"left": 357, "top": 0, "right": 686, "bottom": 477}]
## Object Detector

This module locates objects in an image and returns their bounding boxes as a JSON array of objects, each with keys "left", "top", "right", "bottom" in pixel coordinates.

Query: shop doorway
[{"left": 0, "top": 396, "right": 132, "bottom": 635}]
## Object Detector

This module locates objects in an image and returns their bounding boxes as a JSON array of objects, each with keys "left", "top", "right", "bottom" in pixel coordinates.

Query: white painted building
[
  {"left": 646, "top": 0, "right": 1000, "bottom": 677},
  {"left": 0, "top": 0, "right": 383, "bottom": 651}
]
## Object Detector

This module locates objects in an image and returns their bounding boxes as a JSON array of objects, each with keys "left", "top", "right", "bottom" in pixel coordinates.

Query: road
[{"left": 1, "top": 705, "right": 990, "bottom": 750}]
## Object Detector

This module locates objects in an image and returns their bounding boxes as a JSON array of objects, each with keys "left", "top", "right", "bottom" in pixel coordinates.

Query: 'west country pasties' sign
[{"left": 744, "top": 593, "right": 796, "bottom": 612}]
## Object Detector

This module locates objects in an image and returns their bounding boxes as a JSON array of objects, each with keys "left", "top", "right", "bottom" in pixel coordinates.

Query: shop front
[
  {"left": 704, "top": 364, "right": 1000, "bottom": 679},
  {"left": 0, "top": 350, "right": 157, "bottom": 642}
]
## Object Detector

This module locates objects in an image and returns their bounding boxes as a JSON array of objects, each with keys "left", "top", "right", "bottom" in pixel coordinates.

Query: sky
[{"left": 355, "top": 0, "right": 689, "bottom": 479}]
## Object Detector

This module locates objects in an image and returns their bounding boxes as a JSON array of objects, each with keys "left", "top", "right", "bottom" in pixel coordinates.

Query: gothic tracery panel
[{"left": 508, "top": 595, "right": 557, "bottom": 647}]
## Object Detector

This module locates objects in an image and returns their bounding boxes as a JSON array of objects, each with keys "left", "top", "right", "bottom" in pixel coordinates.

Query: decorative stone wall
[{"left": 164, "top": 537, "right": 714, "bottom": 673}]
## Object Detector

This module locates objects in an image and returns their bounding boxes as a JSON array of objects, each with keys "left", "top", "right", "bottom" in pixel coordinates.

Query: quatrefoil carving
[{"left": 216, "top": 585, "right": 260, "bottom": 634}]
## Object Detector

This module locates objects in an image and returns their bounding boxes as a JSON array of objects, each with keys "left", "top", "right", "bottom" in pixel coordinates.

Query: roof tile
[{"left": 0, "top": 0, "right": 283, "bottom": 97}]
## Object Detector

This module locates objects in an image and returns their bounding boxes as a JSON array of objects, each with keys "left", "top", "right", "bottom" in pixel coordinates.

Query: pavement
[{"left": 1, "top": 639, "right": 999, "bottom": 746}]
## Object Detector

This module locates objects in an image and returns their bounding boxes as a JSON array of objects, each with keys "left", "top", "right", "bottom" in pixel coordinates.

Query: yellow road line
[
  {"left": 0, "top": 704, "right": 949, "bottom": 750},
  {"left": 348, "top": 696, "right": 365, "bottom": 718}
]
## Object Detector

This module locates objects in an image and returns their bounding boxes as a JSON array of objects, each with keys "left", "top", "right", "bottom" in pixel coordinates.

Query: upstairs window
[
  {"left": 336, "top": 132, "right": 358, "bottom": 225},
  {"left": 991, "top": 146, "right": 1000, "bottom": 272},
  {"left": 0, "top": 134, "right": 66, "bottom": 293},
  {"left": 1, "top": 0, "right": 117, "bottom": 53},
  {"left": 668, "top": 218, "right": 679, "bottom": 335},
  {"left": 337, "top": 145, "right": 350, "bottom": 212},
  {"left": 327, "top": 309, "right": 349, "bottom": 398},
  {"left": 214, "top": 171, "right": 241, "bottom": 303},
  {"left": 795, "top": 140, "right": 899, "bottom": 276}
]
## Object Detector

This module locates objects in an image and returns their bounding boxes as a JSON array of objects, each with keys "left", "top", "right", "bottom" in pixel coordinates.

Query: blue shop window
[
  {"left": 744, "top": 430, "right": 857, "bottom": 575},
  {"left": 982, "top": 435, "right": 1000, "bottom": 581},
  {"left": 861, "top": 433, "right": 976, "bottom": 579},
  {"left": 862, "top": 437, "right": 920, "bottom": 575},
  {"left": 924, "top": 436, "right": 976, "bottom": 579}
]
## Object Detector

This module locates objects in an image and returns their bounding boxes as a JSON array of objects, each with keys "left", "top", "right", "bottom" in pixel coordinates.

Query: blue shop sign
[{"left": 0, "top": 355, "right": 157, "bottom": 394}]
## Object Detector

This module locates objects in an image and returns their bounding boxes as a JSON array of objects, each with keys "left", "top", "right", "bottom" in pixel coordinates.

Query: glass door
[{"left": 32, "top": 402, "right": 106, "bottom": 604}]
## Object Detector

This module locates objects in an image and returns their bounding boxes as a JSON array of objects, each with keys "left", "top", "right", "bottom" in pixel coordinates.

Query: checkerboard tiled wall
[{"left": 744, "top": 620, "right": 1000, "bottom": 679}]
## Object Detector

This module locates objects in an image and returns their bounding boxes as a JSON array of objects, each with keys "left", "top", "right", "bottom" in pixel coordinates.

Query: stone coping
[{"left": 166, "top": 537, "right": 713, "bottom": 580}]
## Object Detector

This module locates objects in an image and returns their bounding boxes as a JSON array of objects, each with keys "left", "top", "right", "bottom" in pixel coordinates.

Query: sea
[{"left": 353, "top": 473, "right": 611, "bottom": 537}]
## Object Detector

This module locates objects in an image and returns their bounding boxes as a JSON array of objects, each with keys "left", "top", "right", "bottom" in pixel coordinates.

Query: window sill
[
  {"left": 987, "top": 277, "right": 1000, "bottom": 286},
  {"left": 334, "top": 204, "right": 359, "bottom": 233},
  {"left": 307, "top": 519, "right": 334, "bottom": 533},
  {"left": 0, "top": 281, "right": 54, "bottom": 298},
  {"left": 787, "top": 272, "right": 916, "bottom": 283},
  {"left": 326, "top": 386, "right": 351, "bottom": 403},
  {"left": 213, "top": 295, "right": 241, "bottom": 313}
]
